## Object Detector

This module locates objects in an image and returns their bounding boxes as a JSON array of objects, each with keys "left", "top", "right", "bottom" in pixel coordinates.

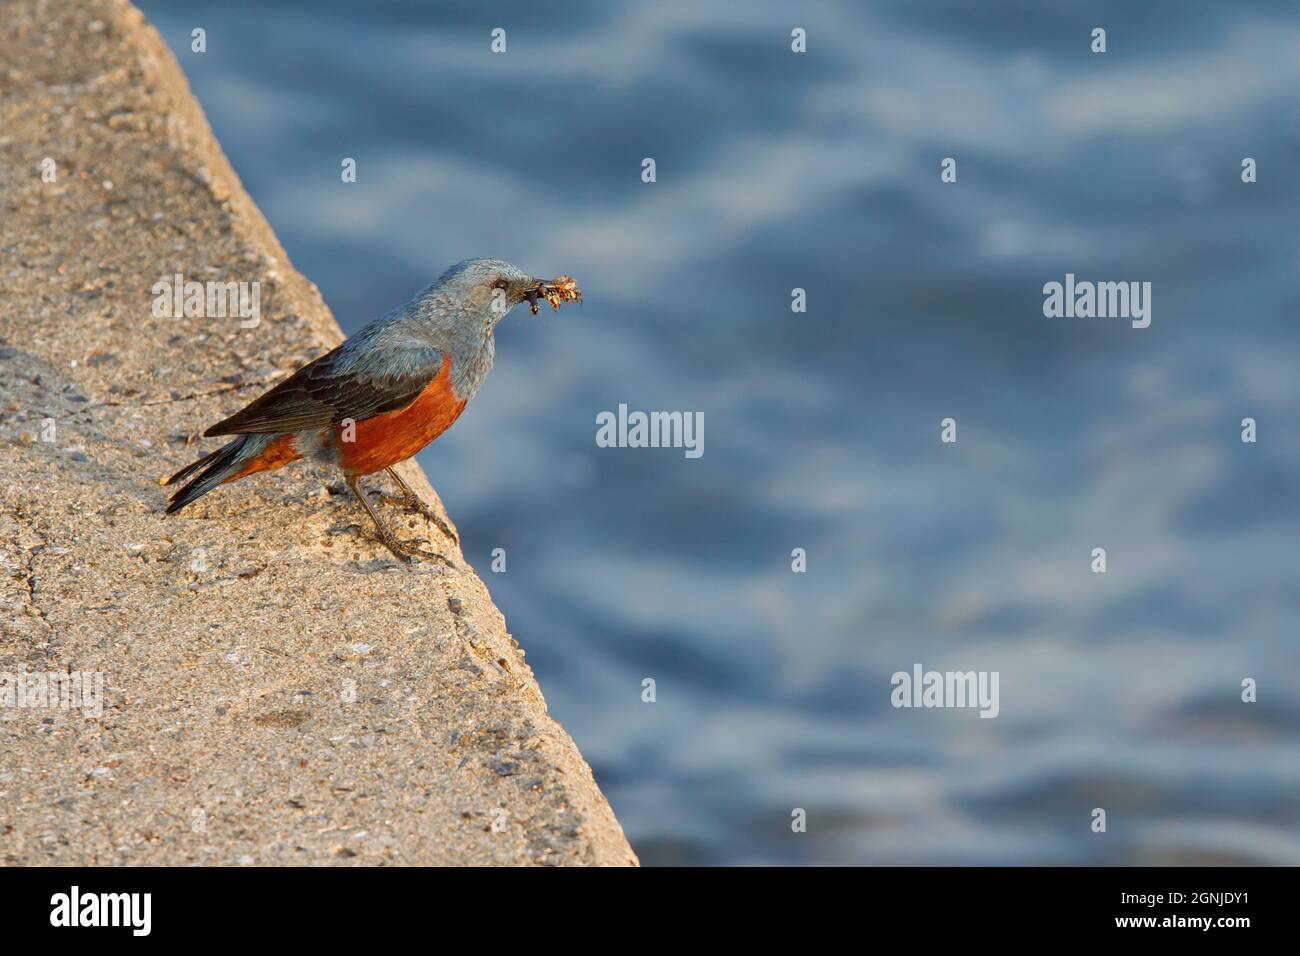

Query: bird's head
[{"left": 435, "top": 257, "right": 580, "bottom": 325}]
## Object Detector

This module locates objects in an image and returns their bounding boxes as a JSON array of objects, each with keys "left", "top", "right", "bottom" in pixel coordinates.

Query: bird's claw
[
  {"left": 384, "top": 535, "right": 455, "bottom": 568},
  {"left": 381, "top": 493, "right": 459, "bottom": 546},
  {"left": 353, "top": 525, "right": 454, "bottom": 568}
]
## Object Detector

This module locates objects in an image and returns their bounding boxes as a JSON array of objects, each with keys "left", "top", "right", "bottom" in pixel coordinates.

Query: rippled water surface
[{"left": 139, "top": 0, "right": 1299, "bottom": 865}]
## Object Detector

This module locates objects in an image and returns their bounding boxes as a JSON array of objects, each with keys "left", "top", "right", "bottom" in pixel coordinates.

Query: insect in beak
[{"left": 523, "top": 276, "right": 581, "bottom": 316}]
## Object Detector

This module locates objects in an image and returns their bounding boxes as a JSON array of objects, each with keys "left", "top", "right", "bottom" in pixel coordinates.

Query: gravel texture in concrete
[{"left": 0, "top": 0, "right": 636, "bottom": 866}]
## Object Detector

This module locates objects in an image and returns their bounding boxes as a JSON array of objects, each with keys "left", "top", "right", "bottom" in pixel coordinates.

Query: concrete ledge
[{"left": 0, "top": 0, "right": 636, "bottom": 866}]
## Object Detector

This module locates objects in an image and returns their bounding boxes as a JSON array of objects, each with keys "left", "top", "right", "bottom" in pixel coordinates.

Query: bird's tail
[{"left": 162, "top": 434, "right": 285, "bottom": 514}]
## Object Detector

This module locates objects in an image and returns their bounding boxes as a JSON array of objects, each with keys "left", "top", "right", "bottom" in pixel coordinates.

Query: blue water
[{"left": 139, "top": 0, "right": 1299, "bottom": 865}]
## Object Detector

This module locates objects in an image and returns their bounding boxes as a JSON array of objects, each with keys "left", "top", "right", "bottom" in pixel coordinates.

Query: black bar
[{"left": 0, "top": 865, "right": 1283, "bottom": 940}]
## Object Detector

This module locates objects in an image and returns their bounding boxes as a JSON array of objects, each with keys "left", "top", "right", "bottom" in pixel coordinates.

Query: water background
[{"left": 138, "top": 0, "right": 1300, "bottom": 865}]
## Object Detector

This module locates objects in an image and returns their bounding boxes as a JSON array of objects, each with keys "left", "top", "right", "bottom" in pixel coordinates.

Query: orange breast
[{"left": 336, "top": 354, "right": 466, "bottom": 476}]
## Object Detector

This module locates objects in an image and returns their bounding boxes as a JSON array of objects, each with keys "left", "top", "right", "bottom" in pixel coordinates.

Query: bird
[{"left": 161, "top": 258, "right": 581, "bottom": 564}]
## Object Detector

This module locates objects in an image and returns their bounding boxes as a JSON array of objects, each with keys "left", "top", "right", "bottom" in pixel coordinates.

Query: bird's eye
[{"left": 493, "top": 278, "right": 509, "bottom": 291}]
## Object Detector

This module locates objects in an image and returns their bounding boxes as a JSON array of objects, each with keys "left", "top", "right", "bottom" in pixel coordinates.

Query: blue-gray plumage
[{"left": 162, "top": 258, "right": 582, "bottom": 564}]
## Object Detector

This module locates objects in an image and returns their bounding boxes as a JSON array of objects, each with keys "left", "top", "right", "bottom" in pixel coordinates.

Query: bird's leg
[
  {"left": 346, "top": 474, "right": 453, "bottom": 567},
  {"left": 381, "top": 466, "right": 458, "bottom": 546}
]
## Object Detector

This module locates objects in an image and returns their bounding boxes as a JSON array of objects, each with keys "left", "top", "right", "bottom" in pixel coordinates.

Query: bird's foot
[
  {"left": 347, "top": 473, "right": 455, "bottom": 568},
  {"left": 385, "top": 535, "right": 456, "bottom": 568},
  {"left": 381, "top": 492, "right": 459, "bottom": 546},
  {"left": 355, "top": 525, "right": 455, "bottom": 568}
]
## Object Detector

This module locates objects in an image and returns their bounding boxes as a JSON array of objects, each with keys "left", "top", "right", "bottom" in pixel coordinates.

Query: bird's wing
[{"left": 204, "top": 342, "right": 446, "bottom": 437}]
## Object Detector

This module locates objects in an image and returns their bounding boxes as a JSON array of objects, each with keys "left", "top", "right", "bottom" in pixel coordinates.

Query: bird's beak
[{"left": 525, "top": 286, "right": 541, "bottom": 315}]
